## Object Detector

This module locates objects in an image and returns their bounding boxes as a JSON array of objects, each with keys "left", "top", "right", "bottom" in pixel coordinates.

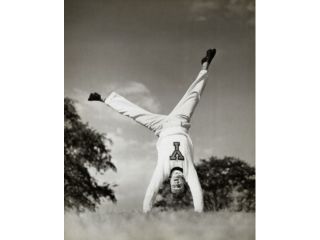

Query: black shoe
[
  {"left": 201, "top": 49, "right": 216, "bottom": 65},
  {"left": 88, "top": 92, "right": 102, "bottom": 101}
]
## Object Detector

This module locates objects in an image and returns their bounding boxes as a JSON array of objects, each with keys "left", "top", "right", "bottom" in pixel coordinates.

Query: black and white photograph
[
  {"left": 64, "top": 0, "right": 255, "bottom": 239},
  {"left": 2, "top": 1, "right": 320, "bottom": 240}
]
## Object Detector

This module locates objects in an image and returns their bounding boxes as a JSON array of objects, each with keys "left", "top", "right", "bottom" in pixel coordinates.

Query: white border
[
  {"left": 257, "top": 0, "right": 320, "bottom": 239},
  {"left": 0, "top": 1, "right": 64, "bottom": 240},
  {"left": 1, "top": 0, "right": 320, "bottom": 239}
]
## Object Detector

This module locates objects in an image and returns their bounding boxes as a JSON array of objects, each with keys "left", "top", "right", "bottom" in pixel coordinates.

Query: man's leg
[
  {"left": 89, "top": 91, "right": 166, "bottom": 134},
  {"left": 168, "top": 49, "right": 216, "bottom": 120}
]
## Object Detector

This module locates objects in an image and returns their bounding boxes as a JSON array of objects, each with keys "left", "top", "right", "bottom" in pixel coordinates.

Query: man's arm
[
  {"left": 186, "top": 164, "right": 204, "bottom": 212},
  {"left": 143, "top": 164, "right": 165, "bottom": 213}
]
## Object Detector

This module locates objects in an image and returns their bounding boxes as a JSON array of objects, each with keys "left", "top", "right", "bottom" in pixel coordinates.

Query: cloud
[
  {"left": 90, "top": 129, "right": 158, "bottom": 210},
  {"left": 190, "top": 0, "right": 255, "bottom": 25},
  {"left": 191, "top": 0, "right": 255, "bottom": 14},
  {"left": 106, "top": 131, "right": 139, "bottom": 155},
  {"left": 110, "top": 81, "right": 161, "bottom": 113},
  {"left": 226, "top": 0, "right": 255, "bottom": 16},
  {"left": 190, "top": 0, "right": 220, "bottom": 12},
  {"left": 117, "top": 81, "right": 150, "bottom": 95},
  {"left": 87, "top": 128, "right": 157, "bottom": 208}
]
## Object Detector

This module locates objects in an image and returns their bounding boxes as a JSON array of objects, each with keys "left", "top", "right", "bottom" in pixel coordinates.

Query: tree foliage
[
  {"left": 64, "top": 98, "right": 117, "bottom": 212},
  {"left": 154, "top": 157, "right": 255, "bottom": 212}
]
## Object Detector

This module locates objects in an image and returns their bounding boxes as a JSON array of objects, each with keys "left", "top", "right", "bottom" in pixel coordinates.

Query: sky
[{"left": 65, "top": 0, "right": 255, "bottom": 211}]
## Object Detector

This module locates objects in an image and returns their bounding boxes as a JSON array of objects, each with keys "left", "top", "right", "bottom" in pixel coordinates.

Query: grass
[{"left": 65, "top": 210, "right": 255, "bottom": 240}]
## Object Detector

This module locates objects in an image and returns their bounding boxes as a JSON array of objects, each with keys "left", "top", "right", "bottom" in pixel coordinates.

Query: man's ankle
[{"left": 201, "top": 62, "right": 209, "bottom": 70}]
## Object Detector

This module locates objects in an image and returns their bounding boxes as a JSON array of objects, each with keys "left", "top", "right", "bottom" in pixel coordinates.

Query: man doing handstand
[{"left": 88, "top": 49, "right": 216, "bottom": 212}]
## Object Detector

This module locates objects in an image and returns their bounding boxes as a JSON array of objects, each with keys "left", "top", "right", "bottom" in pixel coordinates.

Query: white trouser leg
[
  {"left": 168, "top": 70, "right": 208, "bottom": 121},
  {"left": 105, "top": 92, "right": 166, "bottom": 133}
]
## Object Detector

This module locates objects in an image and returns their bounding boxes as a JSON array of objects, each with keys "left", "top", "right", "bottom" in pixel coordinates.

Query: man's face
[{"left": 170, "top": 170, "right": 185, "bottom": 194}]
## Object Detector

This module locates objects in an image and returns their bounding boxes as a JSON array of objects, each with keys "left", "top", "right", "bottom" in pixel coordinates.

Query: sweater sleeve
[
  {"left": 186, "top": 163, "right": 204, "bottom": 212},
  {"left": 143, "top": 163, "right": 165, "bottom": 213}
]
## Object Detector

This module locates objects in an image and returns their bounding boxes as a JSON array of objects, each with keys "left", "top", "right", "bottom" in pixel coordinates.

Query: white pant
[{"left": 105, "top": 69, "right": 208, "bottom": 212}]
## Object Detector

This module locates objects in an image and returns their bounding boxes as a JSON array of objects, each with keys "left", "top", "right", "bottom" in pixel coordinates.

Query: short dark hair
[{"left": 169, "top": 167, "right": 183, "bottom": 177}]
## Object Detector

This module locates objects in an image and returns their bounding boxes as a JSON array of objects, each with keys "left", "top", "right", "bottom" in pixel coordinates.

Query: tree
[
  {"left": 64, "top": 98, "right": 117, "bottom": 212},
  {"left": 154, "top": 157, "right": 255, "bottom": 212}
]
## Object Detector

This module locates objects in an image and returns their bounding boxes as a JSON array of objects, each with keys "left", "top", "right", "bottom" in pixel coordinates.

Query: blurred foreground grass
[{"left": 65, "top": 210, "right": 255, "bottom": 240}]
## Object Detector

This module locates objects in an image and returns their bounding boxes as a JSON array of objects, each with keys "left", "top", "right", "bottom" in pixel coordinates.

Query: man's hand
[{"left": 88, "top": 92, "right": 104, "bottom": 102}]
